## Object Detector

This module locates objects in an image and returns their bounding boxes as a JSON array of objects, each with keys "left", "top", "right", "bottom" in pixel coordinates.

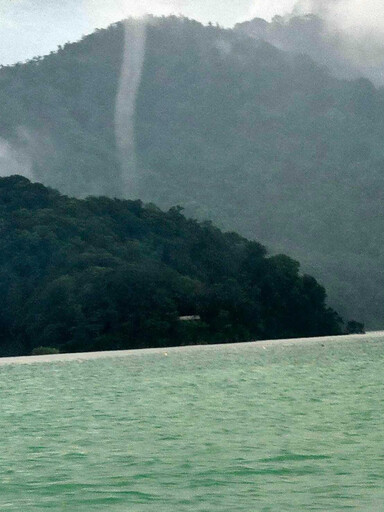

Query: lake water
[{"left": 1, "top": 333, "right": 384, "bottom": 511}]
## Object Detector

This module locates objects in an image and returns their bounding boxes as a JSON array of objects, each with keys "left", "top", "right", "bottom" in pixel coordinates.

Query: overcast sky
[{"left": 0, "top": 0, "right": 299, "bottom": 66}]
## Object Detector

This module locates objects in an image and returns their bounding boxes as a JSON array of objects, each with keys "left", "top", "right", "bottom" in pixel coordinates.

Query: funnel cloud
[{"left": 115, "top": 18, "right": 147, "bottom": 197}]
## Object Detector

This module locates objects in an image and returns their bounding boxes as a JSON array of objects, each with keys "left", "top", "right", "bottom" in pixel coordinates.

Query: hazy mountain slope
[
  {"left": 0, "top": 16, "right": 383, "bottom": 327},
  {"left": 0, "top": 175, "right": 343, "bottom": 356}
]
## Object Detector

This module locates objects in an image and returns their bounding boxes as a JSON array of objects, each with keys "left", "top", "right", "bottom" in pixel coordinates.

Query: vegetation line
[{"left": 0, "top": 175, "right": 360, "bottom": 357}]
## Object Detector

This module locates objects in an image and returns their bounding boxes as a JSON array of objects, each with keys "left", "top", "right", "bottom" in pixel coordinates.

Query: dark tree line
[{"left": 0, "top": 176, "right": 349, "bottom": 356}]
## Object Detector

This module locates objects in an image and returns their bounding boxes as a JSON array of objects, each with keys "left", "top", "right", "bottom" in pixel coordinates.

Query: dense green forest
[
  {"left": 0, "top": 16, "right": 384, "bottom": 327},
  {"left": 0, "top": 176, "right": 347, "bottom": 356}
]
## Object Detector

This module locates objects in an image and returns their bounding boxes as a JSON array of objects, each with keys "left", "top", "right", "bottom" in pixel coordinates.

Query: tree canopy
[{"left": 0, "top": 176, "right": 344, "bottom": 356}]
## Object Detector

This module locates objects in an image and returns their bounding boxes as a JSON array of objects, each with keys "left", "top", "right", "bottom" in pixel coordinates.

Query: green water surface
[{"left": 1, "top": 335, "right": 384, "bottom": 511}]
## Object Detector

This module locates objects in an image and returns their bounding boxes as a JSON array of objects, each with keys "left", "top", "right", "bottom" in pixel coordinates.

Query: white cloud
[
  {"left": 248, "top": 0, "right": 298, "bottom": 21},
  {"left": 85, "top": 0, "right": 182, "bottom": 26},
  {"left": 291, "top": 0, "right": 384, "bottom": 35},
  {"left": 86, "top": 0, "right": 254, "bottom": 27}
]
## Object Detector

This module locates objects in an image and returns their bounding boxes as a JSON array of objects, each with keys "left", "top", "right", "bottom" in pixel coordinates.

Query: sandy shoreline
[{"left": 0, "top": 331, "right": 382, "bottom": 366}]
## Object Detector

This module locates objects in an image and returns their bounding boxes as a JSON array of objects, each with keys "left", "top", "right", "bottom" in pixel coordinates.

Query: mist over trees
[
  {"left": 0, "top": 176, "right": 344, "bottom": 356},
  {"left": 0, "top": 16, "right": 383, "bottom": 327},
  {"left": 235, "top": 14, "right": 384, "bottom": 86}
]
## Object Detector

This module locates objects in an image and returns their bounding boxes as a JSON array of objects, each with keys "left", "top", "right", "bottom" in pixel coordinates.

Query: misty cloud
[
  {"left": 0, "top": 135, "right": 33, "bottom": 179},
  {"left": 293, "top": 0, "right": 384, "bottom": 82},
  {"left": 294, "top": 0, "right": 384, "bottom": 33},
  {"left": 0, "top": 128, "right": 60, "bottom": 188},
  {"left": 237, "top": 0, "right": 384, "bottom": 85}
]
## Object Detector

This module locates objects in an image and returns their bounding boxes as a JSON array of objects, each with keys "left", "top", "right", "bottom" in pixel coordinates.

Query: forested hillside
[
  {"left": 0, "top": 16, "right": 383, "bottom": 326},
  {"left": 0, "top": 176, "right": 345, "bottom": 356}
]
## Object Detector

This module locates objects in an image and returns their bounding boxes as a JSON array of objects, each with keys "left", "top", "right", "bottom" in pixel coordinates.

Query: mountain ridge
[{"left": 0, "top": 15, "right": 383, "bottom": 327}]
